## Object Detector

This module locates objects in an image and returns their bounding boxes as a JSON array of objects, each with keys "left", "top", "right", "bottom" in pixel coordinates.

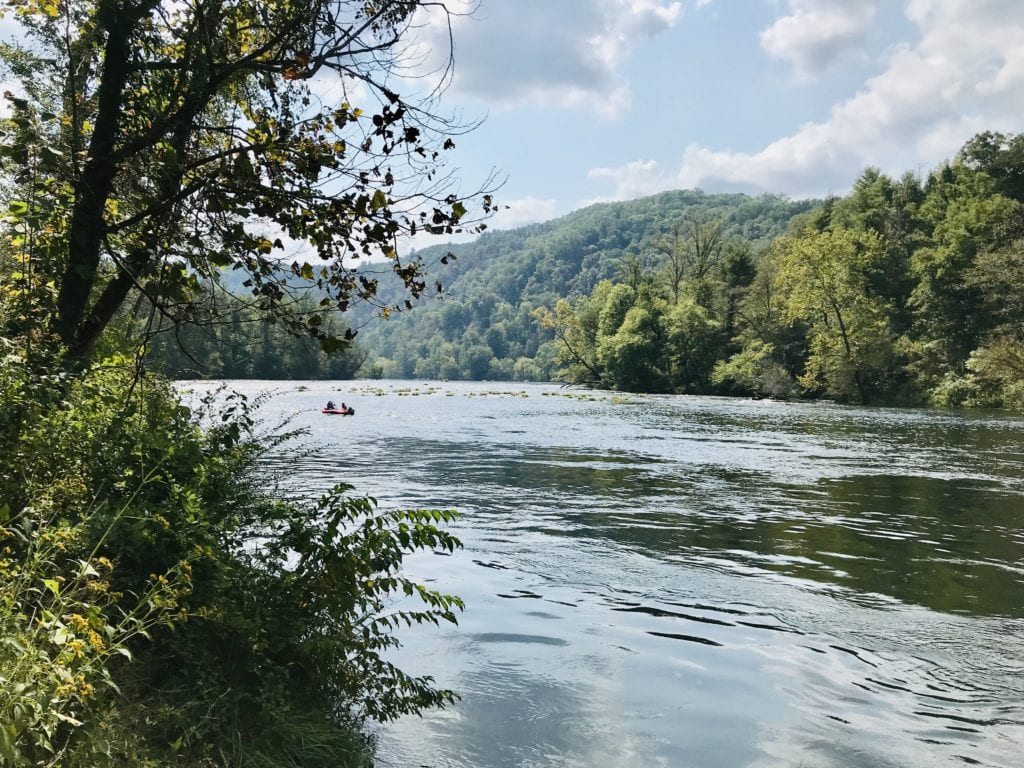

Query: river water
[{"left": 190, "top": 380, "right": 1024, "bottom": 768}]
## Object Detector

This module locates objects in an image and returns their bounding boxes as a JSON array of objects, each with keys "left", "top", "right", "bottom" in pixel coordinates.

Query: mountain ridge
[{"left": 352, "top": 188, "right": 816, "bottom": 379}]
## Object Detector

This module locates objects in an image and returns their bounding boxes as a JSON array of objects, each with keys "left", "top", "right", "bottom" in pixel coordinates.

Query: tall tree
[
  {"left": 776, "top": 227, "right": 892, "bottom": 403},
  {"left": 656, "top": 223, "right": 687, "bottom": 305},
  {"left": 0, "top": 0, "right": 494, "bottom": 363},
  {"left": 597, "top": 289, "right": 667, "bottom": 392},
  {"left": 911, "top": 164, "right": 1022, "bottom": 365},
  {"left": 959, "top": 131, "right": 1024, "bottom": 203},
  {"left": 679, "top": 213, "right": 726, "bottom": 283}
]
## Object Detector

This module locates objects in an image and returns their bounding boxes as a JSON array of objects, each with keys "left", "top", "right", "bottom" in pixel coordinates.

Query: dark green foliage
[
  {"left": 144, "top": 293, "right": 367, "bottom": 379},
  {"left": 535, "top": 134, "right": 1024, "bottom": 408},
  {"left": 598, "top": 291, "right": 669, "bottom": 392},
  {"left": 354, "top": 190, "right": 812, "bottom": 380},
  {"left": 960, "top": 131, "right": 1024, "bottom": 203},
  {"left": 0, "top": 352, "right": 463, "bottom": 766},
  {"left": 0, "top": 0, "right": 493, "bottom": 366}
]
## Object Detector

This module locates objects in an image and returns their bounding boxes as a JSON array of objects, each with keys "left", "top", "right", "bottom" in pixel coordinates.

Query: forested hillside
[
  {"left": 144, "top": 132, "right": 1024, "bottom": 412},
  {"left": 353, "top": 190, "right": 814, "bottom": 380},
  {"left": 353, "top": 132, "right": 1024, "bottom": 410},
  {"left": 146, "top": 292, "right": 366, "bottom": 379}
]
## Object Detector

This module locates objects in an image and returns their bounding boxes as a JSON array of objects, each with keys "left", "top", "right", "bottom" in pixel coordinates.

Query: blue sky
[
  {"left": 403, "top": 0, "right": 1024, "bottom": 232},
  {"left": 4, "top": 1, "right": 1023, "bottom": 244}
]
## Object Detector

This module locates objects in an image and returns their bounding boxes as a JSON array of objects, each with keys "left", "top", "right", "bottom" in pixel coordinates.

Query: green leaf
[
  {"left": 371, "top": 189, "right": 387, "bottom": 211},
  {"left": 319, "top": 335, "right": 344, "bottom": 354},
  {"left": 7, "top": 200, "right": 29, "bottom": 216},
  {"left": 0, "top": 724, "right": 19, "bottom": 767}
]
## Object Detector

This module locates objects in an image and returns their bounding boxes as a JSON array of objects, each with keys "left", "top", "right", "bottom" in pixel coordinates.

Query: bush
[
  {"left": 0, "top": 505, "right": 190, "bottom": 767},
  {"left": 928, "top": 372, "right": 982, "bottom": 407},
  {"left": 0, "top": 350, "right": 463, "bottom": 766}
]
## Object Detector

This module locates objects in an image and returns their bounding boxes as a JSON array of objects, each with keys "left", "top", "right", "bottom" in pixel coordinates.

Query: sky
[
  {"left": 3, "top": 0, "right": 1024, "bottom": 241},
  {"left": 400, "top": 0, "right": 1024, "bottom": 234}
]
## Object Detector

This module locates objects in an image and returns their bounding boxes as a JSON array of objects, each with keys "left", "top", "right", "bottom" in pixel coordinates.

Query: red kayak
[{"left": 322, "top": 408, "right": 355, "bottom": 416}]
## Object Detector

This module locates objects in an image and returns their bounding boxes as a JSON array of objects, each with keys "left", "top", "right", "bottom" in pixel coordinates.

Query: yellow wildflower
[{"left": 65, "top": 613, "right": 91, "bottom": 634}]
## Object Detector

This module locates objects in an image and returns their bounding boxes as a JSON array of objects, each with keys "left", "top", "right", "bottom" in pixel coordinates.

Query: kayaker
[
  {"left": 326, "top": 400, "right": 336, "bottom": 410},
  {"left": 340, "top": 402, "right": 348, "bottom": 413}
]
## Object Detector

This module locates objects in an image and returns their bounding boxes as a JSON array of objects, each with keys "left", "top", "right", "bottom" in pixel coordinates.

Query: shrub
[
  {"left": 0, "top": 505, "right": 189, "bottom": 767},
  {"left": 0, "top": 350, "right": 463, "bottom": 766}
]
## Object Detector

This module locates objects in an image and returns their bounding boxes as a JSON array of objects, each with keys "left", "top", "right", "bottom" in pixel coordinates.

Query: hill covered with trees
[
  {"left": 352, "top": 132, "right": 1024, "bottom": 411},
  {"left": 144, "top": 132, "right": 1024, "bottom": 412},
  {"left": 352, "top": 190, "right": 814, "bottom": 381}
]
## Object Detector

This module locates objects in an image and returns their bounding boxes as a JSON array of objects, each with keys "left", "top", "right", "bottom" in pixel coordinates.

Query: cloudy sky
[
  {"left": 3, "top": 1, "right": 1023, "bottom": 237},
  {"left": 405, "top": 0, "right": 1024, "bottom": 231}
]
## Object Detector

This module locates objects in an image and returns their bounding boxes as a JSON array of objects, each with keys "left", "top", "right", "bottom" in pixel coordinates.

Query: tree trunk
[{"left": 54, "top": 1, "right": 141, "bottom": 359}]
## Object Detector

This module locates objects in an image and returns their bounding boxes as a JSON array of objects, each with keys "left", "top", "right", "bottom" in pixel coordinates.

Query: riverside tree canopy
[{"left": 0, "top": 0, "right": 493, "bottom": 362}]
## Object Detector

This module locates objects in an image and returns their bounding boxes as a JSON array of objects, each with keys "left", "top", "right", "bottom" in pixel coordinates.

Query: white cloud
[
  {"left": 760, "top": 0, "right": 878, "bottom": 78},
  {"left": 587, "top": 160, "right": 676, "bottom": 201},
  {"left": 489, "top": 196, "right": 559, "bottom": 230},
  {"left": 661, "top": 0, "right": 1024, "bottom": 199},
  {"left": 409, "top": 0, "right": 682, "bottom": 118},
  {"left": 305, "top": 70, "right": 368, "bottom": 113}
]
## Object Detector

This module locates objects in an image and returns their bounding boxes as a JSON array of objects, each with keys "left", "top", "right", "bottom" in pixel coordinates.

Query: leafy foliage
[
  {"left": 521, "top": 136, "right": 1024, "bottom": 409},
  {"left": 356, "top": 190, "right": 811, "bottom": 381},
  {"left": 0, "top": 0, "right": 494, "bottom": 362},
  {"left": 144, "top": 291, "right": 368, "bottom": 379},
  {"left": 0, "top": 508, "right": 190, "bottom": 767},
  {"left": 0, "top": 348, "right": 464, "bottom": 766}
]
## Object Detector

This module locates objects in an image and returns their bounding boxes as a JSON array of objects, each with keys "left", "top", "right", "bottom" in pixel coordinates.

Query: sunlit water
[{"left": 183, "top": 380, "right": 1024, "bottom": 768}]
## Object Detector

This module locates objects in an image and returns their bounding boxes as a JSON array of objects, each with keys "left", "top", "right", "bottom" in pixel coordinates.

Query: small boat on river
[{"left": 322, "top": 407, "right": 355, "bottom": 416}]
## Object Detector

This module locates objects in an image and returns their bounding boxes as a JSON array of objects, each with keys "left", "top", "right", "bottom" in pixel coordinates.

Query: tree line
[
  {"left": 144, "top": 293, "right": 366, "bottom": 379},
  {"left": 141, "top": 130, "right": 1023, "bottom": 413},
  {"left": 541, "top": 132, "right": 1024, "bottom": 409},
  {"left": 354, "top": 190, "right": 811, "bottom": 382}
]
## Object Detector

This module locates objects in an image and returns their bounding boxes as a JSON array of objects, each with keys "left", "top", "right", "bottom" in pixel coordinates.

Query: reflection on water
[{"left": 186, "top": 380, "right": 1024, "bottom": 768}]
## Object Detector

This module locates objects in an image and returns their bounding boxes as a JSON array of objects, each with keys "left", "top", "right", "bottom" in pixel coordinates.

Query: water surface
[{"left": 188, "top": 380, "right": 1024, "bottom": 768}]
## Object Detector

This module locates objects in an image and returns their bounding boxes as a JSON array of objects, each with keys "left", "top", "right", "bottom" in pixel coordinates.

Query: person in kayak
[{"left": 326, "top": 400, "right": 336, "bottom": 410}]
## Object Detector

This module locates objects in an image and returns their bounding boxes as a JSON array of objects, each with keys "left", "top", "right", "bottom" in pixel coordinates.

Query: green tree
[
  {"left": 656, "top": 223, "right": 687, "bottom": 305},
  {"left": 777, "top": 227, "right": 893, "bottom": 402},
  {"left": 664, "top": 299, "right": 722, "bottom": 393},
  {"left": 597, "top": 290, "right": 668, "bottom": 392},
  {"left": 715, "top": 242, "right": 805, "bottom": 397},
  {"left": 831, "top": 167, "right": 922, "bottom": 333},
  {"left": 598, "top": 282, "right": 637, "bottom": 337},
  {"left": 675, "top": 213, "right": 727, "bottom": 309},
  {"left": 0, "top": 0, "right": 492, "bottom": 363},
  {"left": 910, "top": 165, "right": 1022, "bottom": 374},
  {"left": 959, "top": 130, "right": 1024, "bottom": 203},
  {"left": 618, "top": 252, "right": 649, "bottom": 291},
  {"left": 721, "top": 238, "right": 755, "bottom": 344},
  {"left": 533, "top": 298, "right": 605, "bottom": 386}
]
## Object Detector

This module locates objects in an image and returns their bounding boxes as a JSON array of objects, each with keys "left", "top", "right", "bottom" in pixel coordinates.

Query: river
[{"left": 187, "top": 379, "right": 1024, "bottom": 768}]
